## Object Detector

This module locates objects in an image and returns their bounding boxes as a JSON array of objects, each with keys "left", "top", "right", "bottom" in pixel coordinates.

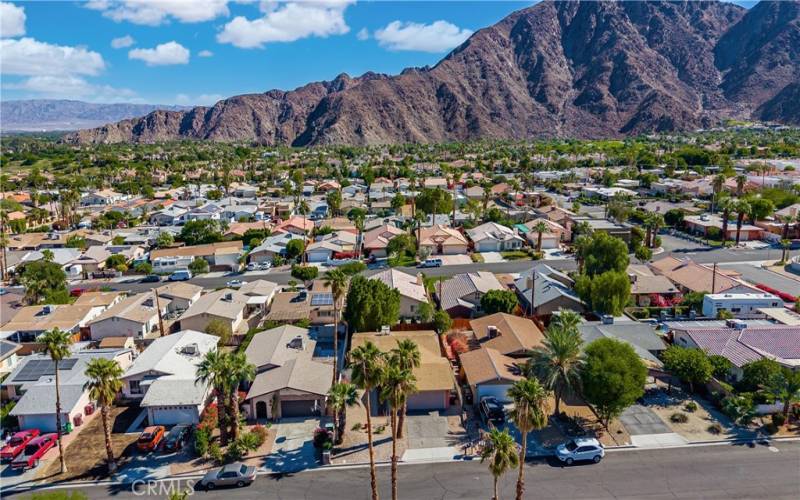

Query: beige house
[
  {"left": 460, "top": 347, "right": 523, "bottom": 404},
  {"left": 418, "top": 225, "right": 469, "bottom": 255},
  {"left": 179, "top": 289, "right": 249, "bottom": 338},
  {"left": 155, "top": 282, "right": 204, "bottom": 313},
  {"left": 362, "top": 224, "right": 406, "bottom": 258},
  {"left": 0, "top": 304, "right": 97, "bottom": 343},
  {"left": 89, "top": 293, "right": 171, "bottom": 340},
  {"left": 369, "top": 269, "right": 429, "bottom": 319}
]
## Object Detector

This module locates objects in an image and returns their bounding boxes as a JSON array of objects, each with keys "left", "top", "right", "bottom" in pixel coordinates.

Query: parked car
[
  {"left": 1, "top": 429, "right": 40, "bottom": 462},
  {"left": 479, "top": 396, "right": 505, "bottom": 424},
  {"left": 69, "top": 288, "right": 86, "bottom": 297},
  {"left": 137, "top": 426, "right": 166, "bottom": 452},
  {"left": 162, "top": 424, "right": 191, "bottom": 452},
  {"left": 141, "top": 274, "right": 162, "bottom": 283},
  {"left": 258, "top": 262, "right": 271, "bottom": 270},
  {"left": 246, "top": 262, "right": 258, "bottom": 271},
  {"left": 11, "top": 433, "right": 57, "bottom": 470},
  {"left": 226, "top": 279, "right": 246, "bottom": 289},
  {"left": 418, "top": 258, "right": 443, "bottom": 268},
  {"left": 169, "top": 269, "right": 192, "bottom": 281},
  {"left": 199, "top": 462, "right": 257, "bottom": 489},
  {"left": 555, "top": 437, "right": 605, "bottom": 465}
]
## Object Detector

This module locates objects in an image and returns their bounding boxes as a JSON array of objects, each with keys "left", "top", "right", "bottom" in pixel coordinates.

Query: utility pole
[
  {"left": 154, "top": 289, "right": 166, "bottom": 337},
  {"left": 711, "top": 262, "right": 717, "bottom": 294},
  {"left": 529, "top": 268, "right": 536, "bottom": 319}
]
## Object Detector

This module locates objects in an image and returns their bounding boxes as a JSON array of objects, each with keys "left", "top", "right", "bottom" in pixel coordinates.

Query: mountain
[
  {"left": 67, "top": 0, "right": 800, "bottom": 146},
  {"left": 1, "top": 100, "right": 191, "bottom": 132}
]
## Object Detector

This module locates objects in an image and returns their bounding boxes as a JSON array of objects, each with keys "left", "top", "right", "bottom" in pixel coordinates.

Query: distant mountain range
[
  {"left": 1, "top": 100, "right": 191, "bottom": 132},
  {"left": 67, "top": 0, "right": 800, "bottom": 146}
]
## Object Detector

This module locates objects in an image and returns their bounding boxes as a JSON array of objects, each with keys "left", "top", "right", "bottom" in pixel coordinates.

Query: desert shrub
[
  {"left": 772, "top": 412, "right": 786, "bottom": 427},
  {"left": 707, "top": 423, "right": 723, "bottom": 434},
  {"left": 684, "top": 401, "right": 698, "bottom": 413},
  {"left": 209, "top": 442, "right": 223, "bottom": 464},
  {"left": 251, "top": 424, "right": 268, "bottom": 446},
  {"left": 374, "top": 425, "right": 386, "bottom": 434},
  {"left": 670, "top": 412, "right": 689, "bottom": 423},
  {"left": 351, "top": 422, "right": 363, "bottom": 431}
]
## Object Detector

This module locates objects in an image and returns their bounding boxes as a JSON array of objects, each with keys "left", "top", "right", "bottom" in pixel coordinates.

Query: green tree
[
  {"left": 772, "top": 368, "right": 800, "bottom": 416},
  {"left": 417, "top": 301, "right": 434, "bottom": 323},
  {"left": 709, "top": 354, "right": 733, "bottom": 379},
  {"left": 432, "top": 309, "right": 452, "bottom": 333},
  {"left": 84, "top": 357, "right": 123, "bottom": 473},
  {"left": 480, "top": 289, "right": 519, "bottom": 315},
  {"left": 179, "top": 220, "right": 222, "bottom": 246},
  {"left": 105, "top": 254, "right": 128, "bottom": 272},
  {"left": 344, "top": 275, "right": 400, "bottom": 332},
  {"left": 285, "top": 238, "right": 305, "bottom": 260},
  {"left": 389, "top": 339, "right": 421, "bottom": 439},
  {"left": 65, "top": 234, "right": 87, "bottom": 249},
  {"left": 323, "top": 269, "right": 350, "bottom": 387},
  {"left": 414, "top": 188, "right": 453, "bottom": 215},
  {"left": 224, "top": 352, "right": 255, "bottom": 441},
  {"left": 480, "top": 428, "right": 519, "bottom": 500},
  {"left": 723, "top": 393, "right": 757, "bottom": 426},
  {"left": 291, "top": 264, "right": 319, "bottom": 282},
  {"left": 328, "top": 382, "right": 358, "bottom": 445},
  {"left": 205, "top": 319, "right": 232, "bottom": 346},
  {"left": 379, "top": 361, "right": 417, "bottom": 500},
  {"left": 386, "top": 233, "right": 415, "bottom": 258},
  {"left": 508, "top": 379, "right": 548, "bottom": 500},
  {"left": 156, "top": 231, "right": 174, "bottom": 248},
  {"left": 196, "top": 350, "right": 230, "bottom": 445},
  {"left": 531, "top": 221, "right": 550, "bottom": 252},
  {"left": 19, "top": 260, "right": 68, "bottom": 305},
  {"left": 134, "top": 261, "right": 153, "bottom": 275},
  {"left": 581, "top": 338, "right": 647, "bottom": 427},
  {"left": 662, "top": 346, "right": 713, "bottom": 392},
  {"left": 350, "top": 342, "right": 384, "bottom": 500},
  {"left": 526, "top": 324, "right": 583, "bottom": 416},
  {"left": 326, "top": 190, "right": 342, "bottom": 216},
  {"left": 575, "top": 270, "right": 631, "bottom": 316},
  {"left": 188, "top": 257, "right": 209, "bottom": 275},
  {"left": 578, "top": 232, "right": 629, "bottom": 277},
  {"left": 38, "top": 328, "right": 73, "bottom": 474},
  {"left": 738, "top": 358, "right": 783, "bottom": 394},
  {"left": 634, "top": 245, "right": 652, "bottom": 263}
]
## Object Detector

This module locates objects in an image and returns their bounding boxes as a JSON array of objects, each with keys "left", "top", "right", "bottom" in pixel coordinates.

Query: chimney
[
  {"left": 487, "top": 325, "right": 499, "bottom": 338},
  {"left": 416, "top": 273, "right": 424, "bottom": 286}
]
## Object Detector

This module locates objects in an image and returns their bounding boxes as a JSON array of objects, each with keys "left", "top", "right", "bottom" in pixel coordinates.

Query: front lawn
[
  {"left": 500, "top": 250, "right": 532, "bottom": 260},
  {"left": 388, "top": 254, "right": 417, "bottom": 267}
]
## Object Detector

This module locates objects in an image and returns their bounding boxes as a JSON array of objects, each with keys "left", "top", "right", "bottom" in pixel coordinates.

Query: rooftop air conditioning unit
[
  {"left": 487, "top": 325, "right": 499, "bottom": 338},
  {"left": 181, "top": 343, "right": 199, "bottom": 355}
]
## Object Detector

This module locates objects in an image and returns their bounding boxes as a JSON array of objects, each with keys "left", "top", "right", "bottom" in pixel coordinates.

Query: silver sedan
[{"left": 199, "top": 463, "right": 257, "bottom": 489}]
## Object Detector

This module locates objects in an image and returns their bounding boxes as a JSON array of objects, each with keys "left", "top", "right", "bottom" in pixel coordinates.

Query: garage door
[
  {"left": 407, "top": 391, "right": 446, "bottom": 411},
  {"left": 477, "top": 384, "right": 512, "bottom": 403},
  {"left": 150, "top": 407, "right": 198, "bottom": 426},
  {"left": 281, "top": 399, "right": 319, "bottom": 418}
]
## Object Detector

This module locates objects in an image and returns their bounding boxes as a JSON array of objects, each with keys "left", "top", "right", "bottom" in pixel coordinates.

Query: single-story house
[
  {"left": 155, "top": 282, "right": 204, "bottom": 313},
  {"left": 418, "top": 225, "right": 469, "bottom": 255},
  {"left": 89, "top": 293, "right": 171, "bottom": 341},
  {"left": 121, "top": 330, "right": 218, "bottom": 425},
  {"left": 248, "top": 232, "right": 305, "bottom": 263},
  {"left": 0, "top": 304, "right": 97, "bottom": 343},
  {"left": 459, "top": 347, "right": 523, "bottom": 404},
  {"left": 362, "top": 224, "right": 406, "bottom": 258},
  {"left": 684, "top": 214, "right": 763, "bottom": 241},
  {"left": 578, "top": 320, "right": 667, "bottom": 367},
  {"left": 468, "top": 313, "right": 545, "bottom": 357},
  {"left": 0, "top": 339, "right": 22, "bottom": 376},
  {"left": 467, "top": 222, "right": 525, "bottom": 252},
  {"left": 514, "top": 266, "right": 586, "bottom": 316},
  {"left": 179, "top": 289, "right": 249, "bottom": 338},
  {"left": 439, "top": 271, "right": 505, "bottom": 318},
  {"left": 369, "top": 269, "right": 429, "bottom": 319},
  {"left": 150, "top": 241, "right": 243, "bottom": 273}
]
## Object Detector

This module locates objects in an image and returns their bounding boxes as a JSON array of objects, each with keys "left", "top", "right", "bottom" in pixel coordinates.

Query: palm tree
[
  {"left": 718, "top": 196, "right": 734, "bottom": 244},
  {"left": 225, "top": 352, "right": 255, "bottom": 441},
  {"left": 328, "top": 382, "right": 359, "bottom": 445},
  {"left": 84, "top": 357, "right": 123, "bottom": 473},
  {"left": 480, "top": 428, "right": 519, "bottom": 500},
  {"left": 196, "top": 350, "right": 230, "bottom": 445},
  {"left": 734, "top": 198, "right": 751, "bottom": 245},
  {"left": 549, "top": 308, "right": 582, "bottom": 333},
  {"left": 323, "top": 268, "right": 349, "bottom": 387},
  {"left": 350, "top": 342, "right": 384, "bottom": 500},
  {"left": 649, "top": 214, "right": 664, "bottom": 248},
  {"left": 735, "top": 174, "right": 747, "bottom": 196},
  {"left": 711, "top": 174, "right": 726, "bottom": 213},
  {"left": 354, "top": 214, "right": 365, "bottom": 257},
  {"left": 526, "top": 325, "right": 584, "bottom": 416},
  {"left": 532, "top": 221, "right": 549, "bottom": 253},
  {"left": 775, "top": 369, "right": 800, "bottom": 417},
  {"left": 38, "top": 328, "right": 73, "bottom": 474},
  {"left": 297, "top": 200, "right": 310, "bottom": 264},
  {"left": 389, "top": 339, "right": 421, "bottom": 438},
  {"left": 413, "top": 210, "right": 426, "bottom": 251},
  {"left": 508, "top": 379, "right": 548, "bottom": 500},
  {"left": 380, "top": 362, "right": 417, "bottom": 500}
]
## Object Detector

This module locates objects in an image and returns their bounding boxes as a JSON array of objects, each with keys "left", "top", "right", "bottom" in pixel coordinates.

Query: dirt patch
[
  {"left": 38, "top": 406, "right": 140, "bottom": 482},
  {"left": 643, "top": 389, "right": 742, "bottom": 442},
  {"left": 553, "top": 396, "right": 631, "bottom": 447},
  {"left": 333, "top": 400, "right": 405, "bottom": 465},
  {"left": 169, "top": 423, "right": 276, "bottom": 475}
]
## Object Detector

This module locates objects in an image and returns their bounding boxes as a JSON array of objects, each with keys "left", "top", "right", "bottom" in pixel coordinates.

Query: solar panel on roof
[
  {"left": 311, "top": 293, "right": 334, "bottom": 306},
  {"left": 12, "top": 358, "right": 78, "bottom": 382}
]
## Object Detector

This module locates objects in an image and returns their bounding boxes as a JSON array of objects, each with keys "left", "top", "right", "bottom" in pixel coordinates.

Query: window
[{"left": 130, "top": 380, "right": 141, "bottom": 394}]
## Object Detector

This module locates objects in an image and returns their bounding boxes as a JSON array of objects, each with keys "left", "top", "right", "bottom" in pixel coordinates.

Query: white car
[
  {"left": 246, "top": 262, "right": 258, "bottom": 271},
  {"left": 555, "top": 437, "right": 605, "bottom": 465},
  {"left": 226, "top": 279, "right": 246, "bottom": 289}
]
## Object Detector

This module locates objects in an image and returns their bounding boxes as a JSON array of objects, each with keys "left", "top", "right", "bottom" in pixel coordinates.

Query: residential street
[{"left": 13, "top": 442, "right": 800, "bottom": 499}]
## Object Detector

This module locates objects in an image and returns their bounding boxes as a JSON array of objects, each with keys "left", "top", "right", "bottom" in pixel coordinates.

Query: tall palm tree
[
  {"left": 196, "top": 350, "right": 230, "bottom": 446},
  {"left": 526, "top": 325, "right": 584, "bottom": 416},
  {"left": 717, "top": 196, "right": 734, "bottom": 244},
  {"left": 413, "top": 210, "right": 426, "bottom": 252},
  {"left": 711, "top": 174, "right": 726, "bottom": 213},
  {"left": 549, "top": 309, "right": 582, "bottom": 333},
  {"left": 354, "top": 214, "right": 365, "bottom": 258},
  {"left": 389, "top": 339, "right": 421, "bottom": 439},
  {"left": 508, "top": 379, "right": 548, "bottom": 500},
  {"left": 324, "top": 268, "right": 349, "bottom": 387},
  {"left": 225, "top": 352, "right": 255, "bottom": 441},
  {"left": 38, "top": 328, "right": 73, "bottom": 474},
  {"left": 328, "top": 382, "right": 359, "bottom": 445},
  {"left": 298, "top": 200, "right": 310, "bottom": 264},
  {"left": 734, "top": 198, "right": 751, "bottom": 245},
  {"left": 350, "top": 342, "right": 384, "bottom": 500},
  {"left": 735, "top": 174, "right": 747, "bottom": 196},
  {"left": 480, "top": 428, "right": 519, "bottom": 500},
  {"left": 84, "top": 357, "right": 123, "bottom": 473},
  {"left": 532, "top": 221, "right": 549, "bottom": 253},
  {"left": 649, "top": 214, "right": 664, "bottom": 248},
  {"left": 380, "top": 362, "right": 417, "bottom": 500}
]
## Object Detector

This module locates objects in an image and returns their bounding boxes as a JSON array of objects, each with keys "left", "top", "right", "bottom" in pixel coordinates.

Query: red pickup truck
[
  {"left": 11, "top": 433, "right": 57, "bottom": 470},
  {"left": 1, "top": 429, "right": 40, "bottom": 462}
]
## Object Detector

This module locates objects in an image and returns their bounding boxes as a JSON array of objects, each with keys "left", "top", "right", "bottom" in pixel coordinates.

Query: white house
[
  {"left": 121, "top": 330, "right": 218, "bottom": 426},
  {"left": 467, "top": 222, "right": 525, "bottom": 252},
  {"left": 702, "top": 292, "right": 783, "bottom": 318}
]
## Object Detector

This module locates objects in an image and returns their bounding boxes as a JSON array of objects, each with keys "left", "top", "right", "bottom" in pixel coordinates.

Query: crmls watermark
[{"left": 131, "top": 479, "right": 196, "bottom": 496}]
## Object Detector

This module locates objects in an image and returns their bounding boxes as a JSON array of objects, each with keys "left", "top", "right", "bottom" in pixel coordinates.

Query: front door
[{"left": 256, "top": 401, "right": 268, "bottom": 419}]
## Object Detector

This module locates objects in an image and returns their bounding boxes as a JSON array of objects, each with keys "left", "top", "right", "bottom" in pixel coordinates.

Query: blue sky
[{"left": 0, "top": 1, "right": 756, "bottom": 106}]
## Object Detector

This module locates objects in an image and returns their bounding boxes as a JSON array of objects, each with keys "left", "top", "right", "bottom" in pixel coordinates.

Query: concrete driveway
[
  {"left": 402, "top": 414, "right": 458, "bottom": 462},
  {"left": 263, "top": 417, "right": 323, "bottom": 473},
  {"left": 621, "top": 405, "right": 687, "bottom": 448}
]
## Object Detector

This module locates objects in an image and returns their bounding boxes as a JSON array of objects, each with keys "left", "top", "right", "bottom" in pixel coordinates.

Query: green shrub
[
  {"left": 209, "top": 442, "right": 223, "bottom": 464},
  {"left": 194, "top": 427, "right": 210, "bottom": 457},
  {"left": 670, "top": 412, "right": 689, "bottom": 423},
  {"left": 684, "top": 402, "right": 698, "bottom": 413},
  {"left": 772, "top": 412, "right": 786, "bottom": 427},
  {"left": 707, "top": 423, "right": 723, "bottom": 434}
]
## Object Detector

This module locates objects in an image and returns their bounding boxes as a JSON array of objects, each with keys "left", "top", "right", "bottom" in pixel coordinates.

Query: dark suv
[{"left": 479, "top": 397, "right": 505, "bottom": 424}]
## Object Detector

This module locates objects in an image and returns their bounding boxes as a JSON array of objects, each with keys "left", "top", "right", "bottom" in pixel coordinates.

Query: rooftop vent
[
  {"left": 180, "top": 343, "right": 199, "bottom": 355},
  {"left": 487, "top": 325, "right": 499, "bottom": 338},
  {"left": 287, "top": 336, "right": 304, "bottom": 350}
]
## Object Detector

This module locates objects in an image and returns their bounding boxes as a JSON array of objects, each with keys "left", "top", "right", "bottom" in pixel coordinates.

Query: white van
[{"left": 169, "top": 268, "right": 193, "bottom": 281}]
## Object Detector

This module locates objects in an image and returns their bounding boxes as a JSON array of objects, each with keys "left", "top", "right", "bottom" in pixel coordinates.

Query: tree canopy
[
  {"left": 344, "top": 275, "right": 400, "bottom": 332},
  {"left": 662, "top": 346, "right": 713, "bottom": 392},
  {"left": 480, "top": 289, "right": 519, "bottom": 315},
  {"left": 581, "top": 338, "right": 647, "bottom": 426},
  {"left": 179, "top": 220, "right": 223, "bottom": 246}
]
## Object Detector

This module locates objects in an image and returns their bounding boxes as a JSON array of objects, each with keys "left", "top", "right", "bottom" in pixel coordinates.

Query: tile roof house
[
  {"left": 439, "top": 271, "right": 505, "bottom": 317},
  {"left": 468, "top": 313, "right": 545, "bottom": 357},
  {"left": 7, "top": 347, "right": 134, "bottom": 431},
  {"left": 89, "top": 293, "right": 171, "bottom": 341},
  {"left": 672, "top": 325, "right": 800, "bottom": 380},
  {"left": 0, "top": 304, "right": 97, "bottom": 343},
  {"left": 243, "top": 325, "right": 331, "bottom": 419},
  {"left": 351, "top": 330, "right": 454, "bottom": 414},
  {"left": 418, "top": 225, "right": 469, "bottom": 255},
  {"left": 627, "top": 265, "right": 681, "bottom": 306},
  {"left": 369, "top": 269, "right": 429, "bottom": 319},
  {"left": 273, "top": 216, "right": 314, "bottom": 236},
  {"left": 467, "top": 222, "right": 524, "bottom": 252},
  {"left": 248, "top": 232, "right": 305, "bottom": 263},
  {"left": 121, "top": 330, "right": 218, "bottom": 425},
  {"left": 649, "top": 257, "right": 755, "bottom": 294},
  {"left": 459, "top": 347, "right": 523, "bottom": 404},
  {"left": 362, "top": 224, "right": 406, "bottom": 258}
]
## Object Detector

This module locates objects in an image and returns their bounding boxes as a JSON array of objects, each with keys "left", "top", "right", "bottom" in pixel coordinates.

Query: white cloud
[
  {"left": 374, "top": 20, "right": 472, "bottom": 53},
  {"left": 5, "top": 75, "right": 137, "bottom": 102},
  {"left": 175, "top": 93, "right": 223, "bottom": 106},
  {"left": 111, "top": 35, "right": 135, "bottom": 48},
  {"left": 217, "top": 0, "right": 353, "bottom": 49},
  {"left": 356, "top": 27, "right": 368, "bottom": 41},
  {"left": 0, "top": 37, "right": 105, "bottom": 76},
  {"left": 1, "top": 2, "right": 26, "bottom": 38},
  {"left": 86, "top": 0, "right": 230, "bottom": 26},
  {"left": 129, "top": 41, "right": 190, "bottom": 66},
  {"left": 198, "top": 49, "right": 214, "bottom": 57}
]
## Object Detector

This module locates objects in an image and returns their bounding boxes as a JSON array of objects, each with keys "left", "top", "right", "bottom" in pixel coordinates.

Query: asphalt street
[{"left": 11, "top": 442, "right": 800, "bottom": 500}]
